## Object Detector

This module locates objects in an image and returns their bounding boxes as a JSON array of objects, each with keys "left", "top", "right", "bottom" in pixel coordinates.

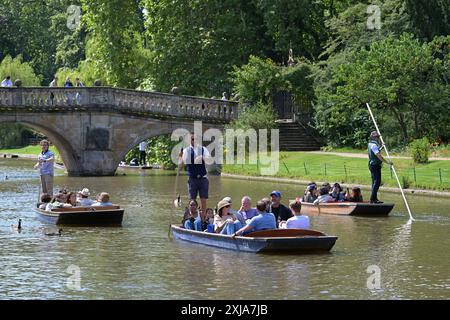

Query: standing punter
[
  {"left": 179, "top": 133, "right": 211, "bottom": 221},
  {"left": 368, "top": 131, "right": 392, "bottom": 204},
  {"left": 34, "top": 139, "right": 55, "bottom": 196}
]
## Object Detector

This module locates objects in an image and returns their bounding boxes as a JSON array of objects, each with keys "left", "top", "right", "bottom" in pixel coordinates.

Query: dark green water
[{"left": 0, "top": 158, "right": 449, "bottom": 299}]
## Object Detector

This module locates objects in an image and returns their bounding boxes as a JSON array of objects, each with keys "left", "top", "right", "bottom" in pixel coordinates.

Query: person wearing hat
[
  {"left": 221, "top": 196, "right": 246, "bottom": 225},
  {"left": 213, "top": 199, "right": 244, "bottom": 234},
  {"left": 76, "top": 188, "right": 94, "bottom": 206},
  {"left": 270, "top": 191, "right": 293, "bottom": 226},
  {"left": 368, "top": 131, "right": 393, "bottom": 204}
]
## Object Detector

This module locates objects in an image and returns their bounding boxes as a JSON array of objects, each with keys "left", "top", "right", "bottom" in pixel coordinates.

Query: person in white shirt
[
  {"left": 1, "top": 76, "right": 12, "bottom": 87},
  {"left": 313, "top": 187, "right": 335, "bottom": 205},
  {"left": 139, "top": 141, "right": 147, "bottom": 165},
  {"left": 280, "top": 199, "right": 310, "bottom": 229}
]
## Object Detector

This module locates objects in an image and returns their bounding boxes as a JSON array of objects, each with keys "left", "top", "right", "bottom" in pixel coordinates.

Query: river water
[{"left": 0, "top": 158, "right": 449, "bottom": 299}]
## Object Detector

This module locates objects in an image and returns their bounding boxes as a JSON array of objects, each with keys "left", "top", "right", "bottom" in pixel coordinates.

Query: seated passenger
[
  {"left": 331, "top": 183, "right": 345, "bottom": 202},
  {"left": 346, "top": 187, "right": 363, "bottom": 202},
  {"left": 321, "top": 182, "right": 331, "bottom": 194},
  {"left": 202, "top": 208, "right": 215, "bottom": 232},
  {"left": 234, "top": 200, "right": 276, "bottom": 236},
  {"left": 313, "top": 187, "right": 335, "bottom": 204},
  {"left": 182, "top": 199, "right": 202, "bottom": 231},
  {"left": 238, "top": 196, "right": 258, "bottom": 221},
  {"left": 63, "top": 192, "right": 77, "bottom": 207},
  {"left": 221, "top": 196, "right": 246, "bottom": 225},
  {"left": 77, "top": 188, "right": 94, "bottom": 206},
  {"left": 214, "top": 200, "right": 243, "bottom": 235},
  {"left": 45, "top": 193, "right": 66, "bottom": 211},
  {"left": 39, "top": 193, "right": 52, "bottom": 209},
  {"left": 280, "top": 199, "right": 310, "bottom": 229},
  {"left": 303, "top": 183, "right": 318, "bottom": 203},
  {"left": 92, "top": 192, "right": 113, "bottom": 206}
]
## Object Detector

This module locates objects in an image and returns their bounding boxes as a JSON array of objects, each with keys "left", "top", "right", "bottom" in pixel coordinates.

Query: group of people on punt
[
  {"left": 181, "top": 190, "right": 310, "bottom": 236},
  {"left": 38, "top": 188, "right": 113, "bottom": 211},
  {"left": 303, "top": 182, "right": 363, "bottom": 204}
]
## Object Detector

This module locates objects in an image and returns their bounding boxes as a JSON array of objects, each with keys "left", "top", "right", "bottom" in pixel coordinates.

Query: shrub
[
  {"left": 401, "top": 175, "right": 411, "bottom": 189},
  {"left": 409, "top": 138, "right": 430, "bottom": 164}
]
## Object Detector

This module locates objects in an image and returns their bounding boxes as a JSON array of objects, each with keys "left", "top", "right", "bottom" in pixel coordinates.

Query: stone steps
[{"left": 278, "top": 121, "right": 322, "bottom": 151}]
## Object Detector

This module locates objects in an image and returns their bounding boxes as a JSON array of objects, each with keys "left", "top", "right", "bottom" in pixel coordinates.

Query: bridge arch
[
  {"left": 0, "top": 87, "right": 234, "bottom": 176},
  {"left": 0, "top": 119, "right": 81, "bottom": 173}
]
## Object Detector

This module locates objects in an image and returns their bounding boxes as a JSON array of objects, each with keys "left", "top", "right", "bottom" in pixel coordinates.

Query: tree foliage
[
  {"left": 81, "top": 0, "right": 151, "bottom": 88},
  {"left": 230, "top": 55, "right": 315, "bottom": 113},
  {"left": 0, "top": 0, "right": 82, "bottom": 84},
  {"left": 0, "top": 55, "right": 41, "bottom": 86},
  {"left": 314, "top": 34, "right": 449, "bottom": 147}
]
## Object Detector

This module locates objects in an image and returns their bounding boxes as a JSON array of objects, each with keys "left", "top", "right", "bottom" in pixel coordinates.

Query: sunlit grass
[{"left": 223, "top": 151, "right": 450, "bottom": 191}]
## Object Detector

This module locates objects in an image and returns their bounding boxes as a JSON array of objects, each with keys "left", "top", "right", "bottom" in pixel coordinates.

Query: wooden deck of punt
[
  {"left": 300, "top": 202, "right": 394, "bottom": 217},
  {"left": 34, "top": 205, "right": 124, "bottom": 226},
  {"left": 171, "top": 225, "right": 338, "bottom": 253}
]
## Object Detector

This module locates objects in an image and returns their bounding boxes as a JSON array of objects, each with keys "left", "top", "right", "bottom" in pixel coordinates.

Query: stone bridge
[{"left": 0, "top": 87, "right": 238, "bottom": 176}]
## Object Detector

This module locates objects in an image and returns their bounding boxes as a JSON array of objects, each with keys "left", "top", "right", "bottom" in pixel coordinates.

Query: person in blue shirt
[
  {"left": 368, "top": 131, "right": 393, "bottom": 203},
  {"left": 92, "top": 192, "right": 113, "bottom": 206},
  {"left": 34, "top": 140, "right": 54, "bottom": 196},
  {"left": 1, "top": 76, "right": 13, "bottom": 87},
  {"left": 233, "top": 200, "right": 276, "bottom": 237}
]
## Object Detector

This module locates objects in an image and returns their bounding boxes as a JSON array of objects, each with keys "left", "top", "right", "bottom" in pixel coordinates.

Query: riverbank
[
  {"left": 223, "top": 151, "right": 450, "bottom": 192},
  {"left": 3, "top": 147, "right": 449, "bottom": 193},
  {"left": 221, "top": 173, "right": 450, "bottom": 198},
  {"left": 0, "top": 145, "right": 61, "bottom": 163}
]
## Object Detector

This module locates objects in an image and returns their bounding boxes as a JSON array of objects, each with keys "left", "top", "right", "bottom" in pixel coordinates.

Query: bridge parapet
[{"left": 0, "top": 87, "right": 239, "bottom": 122}]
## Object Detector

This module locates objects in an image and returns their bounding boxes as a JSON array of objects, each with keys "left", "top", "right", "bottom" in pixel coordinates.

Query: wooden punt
[
  {"left": 118, "top": 164, "right": 153, "bottom": 170},
  {"left": 300, "top": 202, "right": 394, "bottom": 217},
  {"left": 170, "top": 225, "right": 337, "bottom": 253},
  {"left": 34, "top": 205, "right": 124, "bottom": 226}
]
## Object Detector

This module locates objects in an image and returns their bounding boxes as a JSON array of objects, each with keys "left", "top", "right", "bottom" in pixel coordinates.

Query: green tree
[
  {"left": 142, "top": 0, "right": 268, "bottom": 96},
  {"left": 230, "top": 55, "right": 315, "bottom": 113},
  {"left": 256, "top": 0, "right": 327, "bottom": 61},
  {"left": 0, "top": 0, "right": 82, "bottom": 84},
  {"left": 314, "top": 34, "right": 449, "bottom": 147},
  {"left": 0, "top": 55, "right": 41, "bottom": 86},
  {"left": 81, "top": 0, "right": 151, "bottom": 88},
  {"left": 405, "top": 0, "right": 450, "bottom": 41}
]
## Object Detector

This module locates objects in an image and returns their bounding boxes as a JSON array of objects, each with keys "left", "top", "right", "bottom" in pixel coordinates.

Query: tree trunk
[{"left": 391, "top": 107, "right": 409, "bottom": 142}]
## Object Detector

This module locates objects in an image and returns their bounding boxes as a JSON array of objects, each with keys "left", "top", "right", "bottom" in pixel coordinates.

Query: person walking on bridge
[
  {"left": 368, "top": 131, "right": 392, "bottom": 204},
  {"left": 1, "top": 75, "right": 12, "bottom": 87},
  {"left": 34, "top": 140, "right": 55, "bottom": 196}
]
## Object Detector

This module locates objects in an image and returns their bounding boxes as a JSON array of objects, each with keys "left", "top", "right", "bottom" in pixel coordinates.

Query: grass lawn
[
  {"left": 0, "top": 145, "right": 60, "bottom": 158},
  {"left": 323, "top": 145, "right": 450, "bottom": 158},
  {"left": 223, "top": 151, "right": 450, "bottom": 191}
]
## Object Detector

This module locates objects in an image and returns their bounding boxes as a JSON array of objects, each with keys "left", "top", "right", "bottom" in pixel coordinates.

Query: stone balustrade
[{"left": 0, "top": 87, "right": 239, "bottom": 122}]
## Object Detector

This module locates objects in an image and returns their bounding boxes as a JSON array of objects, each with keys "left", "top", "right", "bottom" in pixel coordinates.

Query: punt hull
[
  {"left": 34, "top": 208, "right": 124, "bottom": 226},
  {"left": 171, "top": 225, "right": 337, "bottom": 254},
  {"left": 301, "top": 202, "right": 394, "bottom": 217}
]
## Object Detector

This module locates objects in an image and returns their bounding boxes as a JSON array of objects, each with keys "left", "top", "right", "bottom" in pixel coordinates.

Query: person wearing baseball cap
[
  {"left": 269, "top": 190, "right": 293, "bottom": 226},
  {"left": 368, "top": 130, "right": 393, "bottom": 204}
]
